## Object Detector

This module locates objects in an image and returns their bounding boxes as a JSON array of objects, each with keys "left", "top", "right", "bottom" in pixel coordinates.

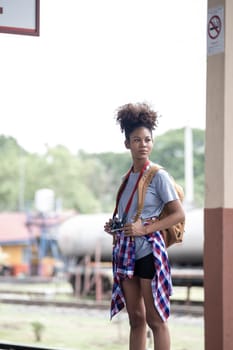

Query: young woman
[{"left": 104, "top": 102, "right": 185, "bottom": 350}]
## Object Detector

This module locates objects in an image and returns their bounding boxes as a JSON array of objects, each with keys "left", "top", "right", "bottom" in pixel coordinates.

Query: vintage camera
[{"left": 110, "top": 217, "right": 124, "bottom": 232}]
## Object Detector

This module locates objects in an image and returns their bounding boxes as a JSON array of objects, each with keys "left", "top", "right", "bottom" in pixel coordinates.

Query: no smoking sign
[
  {"left": 207, "top": 6, "right": 224, "bottom": 56},
  {"left": 208, "top": 15, "right": 221, "bottom": 39}
]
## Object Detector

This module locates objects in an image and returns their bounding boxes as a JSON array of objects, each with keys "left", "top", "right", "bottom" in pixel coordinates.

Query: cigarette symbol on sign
[{"left": 208, "top": 15, "right": 221, "bottom": 39}]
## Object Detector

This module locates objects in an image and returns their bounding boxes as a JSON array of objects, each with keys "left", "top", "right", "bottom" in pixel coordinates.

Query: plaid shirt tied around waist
[{"left": 110, "top": 230, "right": 173, "bottom": 322}]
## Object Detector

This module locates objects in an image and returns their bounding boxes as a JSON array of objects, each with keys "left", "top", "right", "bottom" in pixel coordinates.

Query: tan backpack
[{"left": 134, "top": 164, "right": 185, "bottom": 248}]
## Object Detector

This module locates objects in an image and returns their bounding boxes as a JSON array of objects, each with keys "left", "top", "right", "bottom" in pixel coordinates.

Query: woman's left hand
[{"left": 123, "top": 219, "right": 146, "bottom": 236}]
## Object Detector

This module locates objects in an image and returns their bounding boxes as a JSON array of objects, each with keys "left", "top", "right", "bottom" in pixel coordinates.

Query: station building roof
[{"left": 0, "top": 212, "right": 39, "bottom": 246}]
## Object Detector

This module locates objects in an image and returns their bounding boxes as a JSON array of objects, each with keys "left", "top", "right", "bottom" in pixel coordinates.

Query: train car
[
  {"left": 57, "top": 209, "right": 204, "bottom": 293},
  {"left": 58, "top": 209, "right": 204, "bottom": 264},
  {"left": 57, "top": 213, "right": 113, "bottom": 261}
]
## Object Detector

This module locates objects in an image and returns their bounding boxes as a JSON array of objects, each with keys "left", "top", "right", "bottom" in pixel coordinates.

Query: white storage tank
[
  {"left": 57, "top": 209, "right": 204, "bottom": 265},
  {"left": 35, "top": 188, "right": 55, "bottom": 213},
  {"left": 57, "top": 213, "right": 113, "bottom": 260}
]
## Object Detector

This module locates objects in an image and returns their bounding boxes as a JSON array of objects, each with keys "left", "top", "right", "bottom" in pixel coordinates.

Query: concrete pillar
[{"left": 205, "top": 1, "right": 233, "bottom": 349}]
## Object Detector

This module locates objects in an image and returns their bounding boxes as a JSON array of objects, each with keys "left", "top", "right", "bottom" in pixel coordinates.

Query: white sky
[{"left": 0, "top": 0, "right": 207, "bottom": 154}]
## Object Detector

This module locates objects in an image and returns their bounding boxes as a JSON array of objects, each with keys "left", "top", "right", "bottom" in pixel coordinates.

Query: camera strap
[{"left": 113, "top": 160, "right": 150, "bottom": 224}]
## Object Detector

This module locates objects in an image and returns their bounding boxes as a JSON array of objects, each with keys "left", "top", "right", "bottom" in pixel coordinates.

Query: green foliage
[
  {"left": 86, "top": 152, "right": 131, "bottom": 211},
  {"left": 192, "top": 129, "right": 205, "bottom": 207},
  {"left": 152, "top": 128, "right": 185, "bottom": 181},
  {"left": 0, "top": 129, "right": 205, "bottom": 213},
  {"left": 25, "top": 146, "right": 102, "bottom": 213},
  {"left": 153, "top": 128, "right": 205, "bottom": 207},
  {"left": 0, "top": 135, "right": 26, "bottom": 210},
  {"left": 31, "top": 321, "right": 45, "bottom": 342}
]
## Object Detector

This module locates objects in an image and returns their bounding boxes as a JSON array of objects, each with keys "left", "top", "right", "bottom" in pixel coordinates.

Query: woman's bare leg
[
  {"left": 140, "top": 278, "right": 170, "bottom": 350},
  {"left": 121, "top": 277, "right": 147, "bottom": 350}
]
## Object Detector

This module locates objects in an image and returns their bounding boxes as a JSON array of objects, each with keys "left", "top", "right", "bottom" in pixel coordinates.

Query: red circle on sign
[{"left": 208, "top": 15, "right": 221, "bottom": 39}]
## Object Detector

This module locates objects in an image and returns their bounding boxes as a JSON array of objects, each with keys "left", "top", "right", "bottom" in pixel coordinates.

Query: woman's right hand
[{"left": 104, "top": 219, "right": 113, "bottom": 235}]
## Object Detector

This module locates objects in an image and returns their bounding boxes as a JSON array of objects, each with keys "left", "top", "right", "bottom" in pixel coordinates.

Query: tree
[
  {"left": 0, "top": 136, "right": 27, "bottom": 210},
  {"left": 0, "top": 128, "right": 205, "bottom": 212},
  {"left": 24, "top": 145, "right": 101, "bottom": 213},
  {"left": 152, "top": 128, "right": 205, "bottom": 207}
]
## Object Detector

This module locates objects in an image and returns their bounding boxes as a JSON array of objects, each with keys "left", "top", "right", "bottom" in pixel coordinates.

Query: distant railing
[{"left": 171, "top": 267, "right": 204, "bottom": 303}]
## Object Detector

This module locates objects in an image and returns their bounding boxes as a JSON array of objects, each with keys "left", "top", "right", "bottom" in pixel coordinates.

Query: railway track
[
  {"left": 0, "top": 291, "right": 204, "bottom": 316},
  {"left": 0, "top": 269, "right": 204, "bottom": 316},
  {"left": 0, "top": 293, "right": 109, "bottom": 309}
]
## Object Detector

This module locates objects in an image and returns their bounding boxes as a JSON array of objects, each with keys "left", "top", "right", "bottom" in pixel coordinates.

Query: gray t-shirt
[{"left": 118, "top": 165, "right": 178, "bottom": 259}]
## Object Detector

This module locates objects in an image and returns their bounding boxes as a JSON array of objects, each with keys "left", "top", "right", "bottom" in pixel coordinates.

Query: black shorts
[{"left": 134, "top": 253, "right": 155, "bottom": 279}]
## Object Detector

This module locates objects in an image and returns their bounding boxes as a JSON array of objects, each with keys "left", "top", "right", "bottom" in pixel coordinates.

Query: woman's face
[{"left": 125, "top": 126, "right": 153, "bottom": 161}]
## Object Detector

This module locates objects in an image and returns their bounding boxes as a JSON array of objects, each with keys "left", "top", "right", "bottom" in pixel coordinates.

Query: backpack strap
[{"left": 133, "top": 164, "right": 161, "bottom": 222}]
